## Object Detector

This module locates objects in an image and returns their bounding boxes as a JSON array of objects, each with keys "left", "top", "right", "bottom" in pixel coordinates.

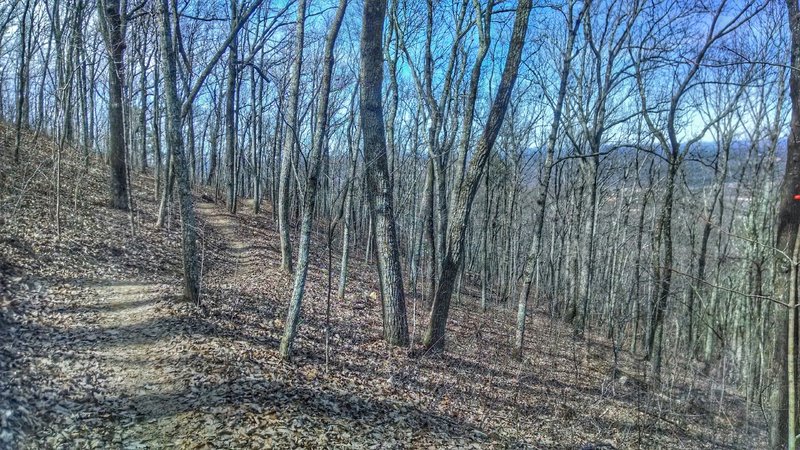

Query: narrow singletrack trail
[{"left": 7, "top": 200, "right": 282, "bottom": 448}]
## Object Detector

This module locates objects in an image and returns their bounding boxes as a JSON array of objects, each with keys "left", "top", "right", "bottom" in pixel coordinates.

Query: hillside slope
[{"left": 1, "top": 124, "right": 764, "bottom": 448}]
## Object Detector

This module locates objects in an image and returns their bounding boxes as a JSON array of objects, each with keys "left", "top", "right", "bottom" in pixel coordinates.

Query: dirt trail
[
  {"left": 89, "top": 281, "right": 175, "bottom": 399},
  {"left": 6, "top": 201, "right": 268, "bottom": 448},
  {"left": 194, "top": 200, "right": 276, "bottom": 302},
  {"left": 196, "top": 202, "right": 251, "bottom": 275},
  {"left": 76, "top": 203, "right": 264, "bottom": 445}
]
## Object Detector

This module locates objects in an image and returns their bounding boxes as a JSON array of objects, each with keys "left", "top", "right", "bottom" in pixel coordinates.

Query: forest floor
[{"left": 1, "top": 123, "right": 766, "bottom": 449}]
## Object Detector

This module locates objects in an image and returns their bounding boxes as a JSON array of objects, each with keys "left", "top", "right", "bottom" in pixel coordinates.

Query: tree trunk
[
  {"left": 423, "top": 0, "right": 532, "bottom": 352},
  {"left": 225, "top": 0, "right": 239, "bottom": 213},
  {"left": 515, "top": 5, "right": 578, "bottom": 353},
  {"left": 576, "top": 155, "right": 598, "bottom": 335},
  {"left": 139, "top": 37, "right": 147, "bottom": 172},
  {"left": 772, "top": 3, "right": 800, "bottom": 448},
  {"left": 14, "top": 0, "right": 31, "bottom": 163},
  {"left": 207, "top": 97, "right": 220, "bottom": 185},
  {"left": 98, "top": 0, "right": 130, "bottom": 209},
  {"left": 648, "top": 161, "right": 677, "bottom": 383},
  {"left": 277, "top": 0, "right": 306, "bottom": 273},
  {"left": 157, "top": 0, "right": 199, "bottom": 304},
  {"left": 338, "top": 108, "right": 359, "bottom": 301},
  {"left": 153, "top": 61, "right": 162, "bottom": 202},
  {"left": 359, "top": 0, "right": 409, "bottom": 346},
  {"left": 280, "top": 0, "right": 347, "bottom": 360}
]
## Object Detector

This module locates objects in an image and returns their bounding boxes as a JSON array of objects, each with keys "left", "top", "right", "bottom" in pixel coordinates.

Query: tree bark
[
  {"left": 772, "top": 3, "right": 800, "bottom": 447},
  {"left": 98, "top": 0, "right": 130, "bottom": 209},
  {"left": 647, "top": 161, "right": 677, "bottom": 383},
  {"left": 277, "top": 0, "right": 306, "bottom": 273},
  {"left": 225, "top": 0, "right": 239, "bottom": 213},
  {"left": 157, "top": 0, "right": 199, "bottom": 304},
  {"left": 360, "top": 0, "right": 409, "bottom": 346},
  {"left": 338, "top": 96, "right": 360, "bottom": 302},
  {"left": 14, "top": 0, "right": 31, "bottom": 163}
]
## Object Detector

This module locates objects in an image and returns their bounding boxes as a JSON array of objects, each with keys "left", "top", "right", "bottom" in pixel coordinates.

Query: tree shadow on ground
[{"left": 86, "top": 376, "right": 488, "bottom": 444}]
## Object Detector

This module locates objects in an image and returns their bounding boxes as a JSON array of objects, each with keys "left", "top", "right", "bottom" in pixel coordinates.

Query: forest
[{"left": 0, "top": 0, "right": 798, "bottom": 447}]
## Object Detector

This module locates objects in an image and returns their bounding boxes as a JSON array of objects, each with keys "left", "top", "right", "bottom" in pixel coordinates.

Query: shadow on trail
[{"left": 83, "top": 376, "right": 486, "bottom": 442}]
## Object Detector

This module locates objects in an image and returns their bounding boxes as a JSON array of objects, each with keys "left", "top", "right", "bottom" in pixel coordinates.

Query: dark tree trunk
[
  {"left": 360, "top": 0, "right": 409, "bottom": 346},
  {"left": 13, "top": 0, "right": 31, "bottom": 163},
  {"left": 771, "top": 2, "right": 800, "bottom": 447},
  {"left": 98, "top": 0, "right": 130, "bottom": 210}
]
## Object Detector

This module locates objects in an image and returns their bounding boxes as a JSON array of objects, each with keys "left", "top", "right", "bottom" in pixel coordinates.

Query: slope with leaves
[{"left": 0, "top": 122, "right": 765, "bottom": 448}]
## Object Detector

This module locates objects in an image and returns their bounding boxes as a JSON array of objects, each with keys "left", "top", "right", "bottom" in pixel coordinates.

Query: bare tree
[
  {"left": 280, "top": 0, "right": 348, "bottom": 360},
  {"left": 156, "top": 0, "right": 200, "bottom": 303},
  {"left": 771, "top": 2, "right": 800, "bottom": 447},
  {"left": 423, "top": 0, "right": 533, "bottom": 351},
  {"left": 154, "top": 0, "right": 265, "bottom": 303},
  {"left": 97, "top": 0, "right": 129, "bottom": 209},
  {"left": 277, "top": 0, "right": 306, "bottom": 273},
  {"left": 515, "top": 0, "right": 582, "bottom": 355},
  {"left": 225, "top": 0, "right": 240, "bottom": 213},
  {"left": 631, "top": 0, "right": 762, "bottom": 382},
  {"left": 360, "top": 0, "right": 409, "bottom": 346},
  {"left": 13, "top": 0, "right": 31, "bottom": 163}
]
